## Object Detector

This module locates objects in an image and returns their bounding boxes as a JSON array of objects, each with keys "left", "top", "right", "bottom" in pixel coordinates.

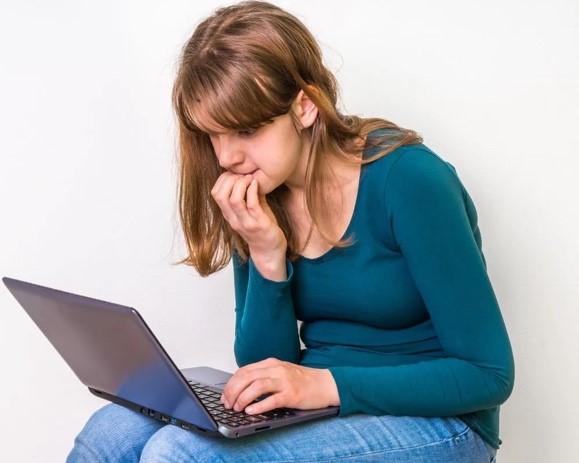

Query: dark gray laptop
[{"left": 3, "top": 276, "right": 339, "bottom": 438}]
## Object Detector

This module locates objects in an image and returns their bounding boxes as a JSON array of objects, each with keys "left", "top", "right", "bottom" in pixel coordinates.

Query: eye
[{"left": 238, "top": 128, "right": 258, "bottom": 137}]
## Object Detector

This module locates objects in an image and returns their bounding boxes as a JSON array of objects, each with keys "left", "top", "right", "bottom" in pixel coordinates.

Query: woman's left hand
[{"left": 220, "top": 358, "right": 340, "bottom": 415}]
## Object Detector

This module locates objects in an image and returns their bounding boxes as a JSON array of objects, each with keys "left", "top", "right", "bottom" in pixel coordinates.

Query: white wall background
[{"left": 1, "top": 0, "right": 577, "bottom": 461}]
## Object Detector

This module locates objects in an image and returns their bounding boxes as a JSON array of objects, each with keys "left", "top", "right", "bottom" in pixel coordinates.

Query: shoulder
[
  {"left": 388, "top": 146, "right": 461, "bottom": 192},
  {"left": 362, "top": 138, "right": 460, "bottom": 192},
  {"left": 361, "top": 139, "right": 469, "bottom": 225}
]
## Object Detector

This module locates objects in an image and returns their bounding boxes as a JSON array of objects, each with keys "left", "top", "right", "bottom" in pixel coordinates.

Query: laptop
[{"left": 3, "top": 276, "right": 339, "bottom": 438}]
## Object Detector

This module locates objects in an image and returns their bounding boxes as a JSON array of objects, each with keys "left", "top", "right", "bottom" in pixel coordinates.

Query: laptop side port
[
  {"left": 160, "top": 415, "right": 170, "bottom": 423},
  {"left": 180, "top": 422, "right": 190, "bottom": 430}
]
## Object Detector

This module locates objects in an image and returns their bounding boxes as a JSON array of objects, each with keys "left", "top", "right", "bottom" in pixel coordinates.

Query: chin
[
  {"left": 259, "top": 184, "right": 274, "bottom": 195},
  {"left": 259, "top": 179, "right": 284, "bottom": 196},
  {"left": 253, "top": 173, "right": 274, "bottom": 195}
]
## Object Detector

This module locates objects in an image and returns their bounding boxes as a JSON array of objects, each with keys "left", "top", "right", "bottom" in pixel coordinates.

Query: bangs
[{"left": 175, "top": 60, "right": 296, "bottom": 135}]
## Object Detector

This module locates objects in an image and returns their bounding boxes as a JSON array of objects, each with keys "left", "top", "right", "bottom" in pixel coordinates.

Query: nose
[{"left": 213, "top": 135, "right": 243, "bottom": 170}]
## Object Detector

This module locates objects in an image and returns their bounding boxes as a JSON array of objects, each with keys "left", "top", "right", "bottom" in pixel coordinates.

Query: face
[{"left": 201, "top": 91, "right": 317, "bottom": 195}]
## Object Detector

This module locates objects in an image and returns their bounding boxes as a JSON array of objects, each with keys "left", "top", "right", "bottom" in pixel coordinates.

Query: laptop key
[{"left": 245, "top": 415, "right": 264, "bottom": 423}]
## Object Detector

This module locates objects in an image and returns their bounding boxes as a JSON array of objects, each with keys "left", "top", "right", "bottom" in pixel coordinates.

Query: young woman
[{"left": 67, "top": 1, "right": 514, "bottom": 461}]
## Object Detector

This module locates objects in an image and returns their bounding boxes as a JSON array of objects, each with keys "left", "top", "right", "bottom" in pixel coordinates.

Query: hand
[
  {"left": 211, "top": 172, "right": 287, "bottom": 280},
  {"left": 220, "top": 358, "right": 340, "bottom": 415}
]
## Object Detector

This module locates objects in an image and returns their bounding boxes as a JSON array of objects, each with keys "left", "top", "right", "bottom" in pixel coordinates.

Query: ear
[{"left": 292, "top": 88, "right": 319, "bottom": 129}]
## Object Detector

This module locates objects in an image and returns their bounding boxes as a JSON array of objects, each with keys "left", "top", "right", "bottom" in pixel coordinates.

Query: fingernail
[{"left": 246, "top": 406, "right": 254, "bottom": 414}]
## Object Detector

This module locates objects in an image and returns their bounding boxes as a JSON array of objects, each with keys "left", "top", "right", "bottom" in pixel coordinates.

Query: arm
[
  {"left": 329, "top": 150, "right": 514, "bottom": 417},
  {"left": 210, "top": 172, "right": 301, "bottom": 365},
  {"left": 232, "top": 254, "right": 301, "bottom": 366}
]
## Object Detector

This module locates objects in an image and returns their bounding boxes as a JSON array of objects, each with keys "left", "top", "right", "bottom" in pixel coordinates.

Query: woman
[{"left": 68, "top": 1, "right": 514, "bottom": 461}]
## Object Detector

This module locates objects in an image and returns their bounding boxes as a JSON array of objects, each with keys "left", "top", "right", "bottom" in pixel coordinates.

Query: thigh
[
  {"left": 140, "top": 414, "right": 496, "bottom": 463},
  {"left": 66, "top": 404, "right": 165, "bottom": 463}
]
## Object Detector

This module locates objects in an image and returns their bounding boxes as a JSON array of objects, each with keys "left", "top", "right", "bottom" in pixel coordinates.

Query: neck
[
  {"left": 284, "top": 134, "right": 366, "bottom": 198},
  {"left": 284, "top": 139, "right": 311, "bottom": 195}
]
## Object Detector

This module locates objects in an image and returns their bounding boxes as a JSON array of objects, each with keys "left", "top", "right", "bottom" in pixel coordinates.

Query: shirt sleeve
[
  {"left": 232, "top": 255, "right": 301, "bottom": 366},
  {"left": 328, "top": 149, "right": 515, "bottom": 417}
]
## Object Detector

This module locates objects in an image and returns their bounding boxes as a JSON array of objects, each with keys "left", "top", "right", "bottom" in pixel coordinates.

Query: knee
[
  {"left": 66, "top": 404, "right": 164, "bottom": 463},
  {"left": 140, "top": 426, "right": 207, "bottom": 463}
]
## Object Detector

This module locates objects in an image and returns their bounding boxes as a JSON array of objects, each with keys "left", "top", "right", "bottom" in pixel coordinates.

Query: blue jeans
[{"left": 67, "top": 404, "right": 497, "bottom": 462}]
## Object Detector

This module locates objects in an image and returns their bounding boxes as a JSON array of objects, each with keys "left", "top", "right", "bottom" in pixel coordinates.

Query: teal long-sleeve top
[{"left": 232, "top": 134, "right": 515, "bottom": 449}]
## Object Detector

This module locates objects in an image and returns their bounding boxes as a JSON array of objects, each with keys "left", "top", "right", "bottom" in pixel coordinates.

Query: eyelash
[
  {"left": 239, "top": 118, "right": 275, "bottom": 137},
  {"left": 205, "top": 120, "right": 272, "bottom": 139},
  {"left": 238, "top": 128, "right": 258, "bottom": 137}
]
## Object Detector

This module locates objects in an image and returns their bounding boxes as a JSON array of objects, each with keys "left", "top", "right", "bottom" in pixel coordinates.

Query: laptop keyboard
[{"left": 188, "top": 381, "right": 295, "bottom": 428}]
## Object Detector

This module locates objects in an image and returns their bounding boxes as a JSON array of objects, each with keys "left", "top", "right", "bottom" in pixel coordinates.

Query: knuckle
[
  {"left": 213, "top": 192, "right": 226, "bottom": 203},
  {"left": 269, "top": 395, "right": 281, "bottom": 408},
  {"left": 252, "top": 379, "right": 266, "bottom": 391},
  {"left": 244, "top": 223, "right": 258, "bottom": 234},
  {"left": 230, "top": 197, "right": 244, "bottom": 208},
  {"left": 246, "top": 200, "right": 259, "bottom": 210}
]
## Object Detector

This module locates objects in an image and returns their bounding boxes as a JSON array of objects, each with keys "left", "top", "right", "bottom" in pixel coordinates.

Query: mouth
[{"left": 227, "top": 169, "right": 258, "bottom": 177}]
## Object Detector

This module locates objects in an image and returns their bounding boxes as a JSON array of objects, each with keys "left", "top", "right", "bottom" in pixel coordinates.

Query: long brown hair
[{"left": 172, "top": 1, "right": 422, "bottom": 276}]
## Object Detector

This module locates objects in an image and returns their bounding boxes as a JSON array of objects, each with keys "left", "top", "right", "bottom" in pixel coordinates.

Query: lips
[
  {"left": 228, "top": 169, "right": 258, "bottom": 176},
  {"left": 247, "top": 169, "right": 259, "bottom": 177}
]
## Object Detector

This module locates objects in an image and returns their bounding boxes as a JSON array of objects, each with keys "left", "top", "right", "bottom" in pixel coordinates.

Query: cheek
[
  {"left": 209, "top": 136, "right": 219, "bottom": 152},
  {"left": 209, "top": 140, "right": 223, "bottom": 164}
]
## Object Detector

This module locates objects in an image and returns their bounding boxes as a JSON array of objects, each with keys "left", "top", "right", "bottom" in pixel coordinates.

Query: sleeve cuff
[
  {"left": 248, "top": 257, "right": 294, "bottom": 290},
  {"left": 328, "top": 366, "right": 357, "bottom": 416}
]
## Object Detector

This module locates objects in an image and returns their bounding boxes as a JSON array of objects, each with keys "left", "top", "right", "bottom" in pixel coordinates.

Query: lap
[
  {"left": 142, "top": 412, "right": 495, "bottom": 463},
  {"left": 68, "top": 404, "right": 496, "bottom": 463},
  {"left": 67, "top": 404, "right": 164, "bottom": 463}
]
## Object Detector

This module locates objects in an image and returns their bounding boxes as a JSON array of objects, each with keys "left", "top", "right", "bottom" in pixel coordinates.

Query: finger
[
  {"left": 221, "top": 363, "right": 280, "bottom": 408},
  {"left": 212, "top": 174, "right": 242, "bottom": 223},
  {"left": 245, "top": 178, "right": 260, "bottom": 214},
  {"left": 246, "top": 180, "right": 277, "bottom": 225},
  {"left": 221, "top": 366, "right": 267, "bottom": 407},
  {"left": 211, "top": 171, "right": 235, "bottom": 198},
  {"left": 232, "top": 377, "right": 278, "bottom": 412},
  {"left": 244, "top": 393, "right": 284, "bottom": 415},
  {"left": 229, "top": 175, "right": 254, "bottom": 217},
  {"left": 211, "top": 172, "right": 240, "bottom": 200}
]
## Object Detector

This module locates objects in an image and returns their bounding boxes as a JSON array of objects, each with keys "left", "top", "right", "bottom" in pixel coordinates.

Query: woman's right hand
[{"left": 211, "top": 172, "right": 288, "bottom": 281}]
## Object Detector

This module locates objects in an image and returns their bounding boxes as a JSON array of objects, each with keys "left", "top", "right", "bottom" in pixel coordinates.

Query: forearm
[
  {"left": 248, "top": 245, "right": 287, "bottom": 282},
  {"left": 329, "top": 355, "right": 514, "bottom": 417},
  {"left": 233, "top": 258, "right": 301, "bottom": 366}
]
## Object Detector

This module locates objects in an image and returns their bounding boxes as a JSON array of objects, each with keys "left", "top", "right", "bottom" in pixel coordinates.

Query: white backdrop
[{"left": 1, "top": 1, "right": 577, "bottom": 461}]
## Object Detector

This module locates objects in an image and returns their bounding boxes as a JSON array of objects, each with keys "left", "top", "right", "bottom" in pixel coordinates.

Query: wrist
[
  {"left": 249, "top": 248, "right": 287, "bottom": 282},
  {"left": 319, "top": 369, "right": 340, "bottom": 407}
]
